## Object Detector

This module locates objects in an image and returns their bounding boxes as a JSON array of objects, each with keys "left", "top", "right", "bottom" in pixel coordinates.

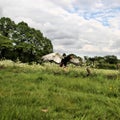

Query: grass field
[{"left": 0, "top": 60, "right": 120, "bottom": 120}]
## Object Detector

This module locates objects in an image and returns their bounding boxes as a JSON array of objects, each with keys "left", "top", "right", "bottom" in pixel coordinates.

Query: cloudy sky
[{"left": 0, "top": 0, "right": 120, "bottom": 58}]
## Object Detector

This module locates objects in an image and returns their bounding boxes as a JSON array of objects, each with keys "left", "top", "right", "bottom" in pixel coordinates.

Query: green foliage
[
  {"left": 85, "top": 56, "right": 119, "bottom": 70},
  {"left": 97, "top": 63, "right": 117, "bottom": 70},
  {"left": 0, "top": 17, "right": 16, "bottom": 37},
  {"left": 0, "top": 60, "right": 120, "bottom": 120},
  {"left": 0, "top": 17, "right": 53, "bottom": 63},
  {"left": 104, "top": 55, "right": 118, "bottom": 64},
  {"left": 0, "top": 35, "right": 14, "bottom": 59}
]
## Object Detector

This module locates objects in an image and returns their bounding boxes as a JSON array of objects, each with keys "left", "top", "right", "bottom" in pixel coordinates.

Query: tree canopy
[{"left": 0, "top": 17, "right": 53, "bottom": 63}]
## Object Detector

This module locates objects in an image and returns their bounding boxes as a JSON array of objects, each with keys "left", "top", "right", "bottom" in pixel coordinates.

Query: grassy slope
[{"left": 0, "top": 60, "right": 120, "bottom": 120}]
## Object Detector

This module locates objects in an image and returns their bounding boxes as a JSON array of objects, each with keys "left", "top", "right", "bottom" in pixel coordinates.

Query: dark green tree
[
  {"left": 104, "top": 55, "right": 118, "bottom": 64},
  {"left": 12, "top": 22, "right": 53, "bottom": 62},
  {"left": 0, "top": 17, "right": 53, "bottom": 63},
  {"left": 0, "top": 17, "right": 16, "bottom": 37},
  {"left": 0, "top": 35, "right": 13, "bottom": 59}
]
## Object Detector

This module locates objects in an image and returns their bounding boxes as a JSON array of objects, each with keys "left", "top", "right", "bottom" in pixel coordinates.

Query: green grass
[{"left": 0, "top": 60, "right": 120, "bottom": 120}]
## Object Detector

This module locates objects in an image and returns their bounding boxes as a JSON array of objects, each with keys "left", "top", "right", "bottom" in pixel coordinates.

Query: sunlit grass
[{"left": 0, "top": 60, "right": 120, "bottom": 120}]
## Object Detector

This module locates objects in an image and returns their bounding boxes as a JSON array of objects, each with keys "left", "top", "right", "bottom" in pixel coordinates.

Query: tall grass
[{"left": 0, "top": 60, "right": 120, "bottom": 120}]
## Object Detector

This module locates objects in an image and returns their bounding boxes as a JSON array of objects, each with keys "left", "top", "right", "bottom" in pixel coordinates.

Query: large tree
[{"left": 0, "top": 17, "right": 53, "bottom": 63}]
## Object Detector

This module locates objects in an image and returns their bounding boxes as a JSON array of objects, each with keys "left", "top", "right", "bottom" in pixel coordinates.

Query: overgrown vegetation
[{"left": 0, "top": 60, "right": 120, "bottom": 120}]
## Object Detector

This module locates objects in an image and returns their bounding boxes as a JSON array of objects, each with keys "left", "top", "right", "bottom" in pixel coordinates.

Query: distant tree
[
  {"left": 104, "top": 55, "right": 118, "bottom": 64},
  {"left": 84, "top": 56, "right": 92, "bottom": 66},
  {"left": 88, "top": 57, "right": 96, "bottom": 66},
  {"left": 83, "top": 55, "right": 119, "bottom": 69}
]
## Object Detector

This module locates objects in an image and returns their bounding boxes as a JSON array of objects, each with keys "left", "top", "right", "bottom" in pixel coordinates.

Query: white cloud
[
  {"left": 0, "top": 7, "right": 3, "bottom": 17},
  {"left": 109, "top": 16, "right": 120, "bottom": 29},
  {"left": 0, "top": 0, "right": 120, "bottom": 58}
]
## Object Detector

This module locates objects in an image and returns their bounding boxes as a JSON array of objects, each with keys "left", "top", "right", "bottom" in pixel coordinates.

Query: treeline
[
  {"left": 84, "top": 55, "right": 120, "bottom": 69},
  {"left": 0, "top": 17, "right": 53, "bottom": 63}
]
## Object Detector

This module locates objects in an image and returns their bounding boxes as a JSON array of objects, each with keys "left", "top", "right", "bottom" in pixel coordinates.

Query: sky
[{"left": 0, "top": 0, "right": 120, "bottom": 58}]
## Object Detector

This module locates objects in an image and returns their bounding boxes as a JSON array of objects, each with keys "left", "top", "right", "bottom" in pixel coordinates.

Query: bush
[{"left": 97, "top": 63, "right": 117, "bottom": 70}]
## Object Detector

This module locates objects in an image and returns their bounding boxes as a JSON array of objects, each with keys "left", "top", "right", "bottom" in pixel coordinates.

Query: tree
[
  {"left": 104, "top": 55, "right": 118, "bottom": 64},
  {"left": 0, "top": 17, "right": 53, "bottom": 63},
  {"left": 0, "top": 35, "right": 13, "bottom": 59},
  {"left": 0, "top": 17, "right": 16, "bottom": 37},
  {"left": 12, "top": 22, "right": 53, "bottom": 62}
]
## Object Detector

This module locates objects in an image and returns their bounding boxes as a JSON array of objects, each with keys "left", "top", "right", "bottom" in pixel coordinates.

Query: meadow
[{"left": 0, "top": 60, "right": 120, "bottom": 120}]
